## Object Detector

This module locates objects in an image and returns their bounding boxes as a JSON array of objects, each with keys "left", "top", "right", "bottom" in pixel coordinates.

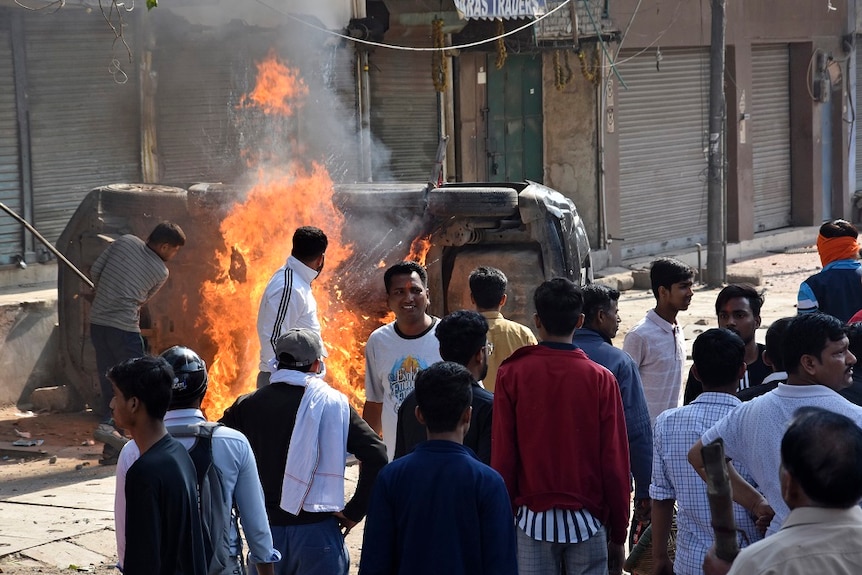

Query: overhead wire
[
  {"left": 578, "top": 0, "right": 625, "bottom": 87},
  {"left": 251, "top": 0, "right": 573, "bottom": 52},
  {"left": 615, "top": 0, "right": 643, "bottom": 54},
  {"left": 609, "top": 0, "right": 683, "bottom": 68}
]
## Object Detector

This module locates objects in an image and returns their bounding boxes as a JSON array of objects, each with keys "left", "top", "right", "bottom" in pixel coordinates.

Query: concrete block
[
  {"left": 29, "top": 385, "right": 78, "bottom": 412},
  {"left": 593, "top": 273, "right": 635, "bottom": 292},
  {"left": 615, "top": 274, "right": 635, "bottom": 291},
  {"left": 727, "top": 267, "right": 763, "bottom": 286},
  {"left": 632, "top": 269, "right": 652, "bottom": 290}
]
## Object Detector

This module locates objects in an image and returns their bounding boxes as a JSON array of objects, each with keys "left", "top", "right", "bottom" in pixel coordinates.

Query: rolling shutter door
[
  {"left": 370, "top": 44, "right": 438, "bottom": 182},
  {"left": 312, "top": 42, "right": 360, "bottom": 183},
  {"left": 24, "top": 9, "right": 141, "bottom": 245},
  {"left": 0, "top": 24, "right": 23, "bottom": 264},
  {"left": 751, "top": 45, "right": 791, "bottom": 231},
  {"left": 617, "top": 48, "right": 709, "bottom": 259},
  {"left": 154, "top": 28, "right": 241, "bottom": 185},
  {"left": 855, "top": 39, "right": 862, "bottom": 192}
]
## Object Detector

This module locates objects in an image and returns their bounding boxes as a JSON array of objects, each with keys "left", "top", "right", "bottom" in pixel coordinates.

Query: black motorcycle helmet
[{"left": 160, "top": 346, "right": 208, "bottom": 406}]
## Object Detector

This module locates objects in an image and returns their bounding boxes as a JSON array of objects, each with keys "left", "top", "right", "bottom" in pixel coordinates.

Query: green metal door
[{"left": 486, "top": 54, "right": 543, "bottom": 183}]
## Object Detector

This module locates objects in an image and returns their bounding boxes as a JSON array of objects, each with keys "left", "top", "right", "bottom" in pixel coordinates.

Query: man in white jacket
[{"left": 256, "top": 226, "right": 328, "bottom": 387}]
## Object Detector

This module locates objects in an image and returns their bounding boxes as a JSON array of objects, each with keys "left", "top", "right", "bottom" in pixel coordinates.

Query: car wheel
[
  {"left": 95, "top": 183, "right": 187, "bottom": 214},
  {"left": 426, "top": 187, "right": 519, "bottom": 218},
  {"left": 334, "top": 184, "right": 428, "bottom": 213}
]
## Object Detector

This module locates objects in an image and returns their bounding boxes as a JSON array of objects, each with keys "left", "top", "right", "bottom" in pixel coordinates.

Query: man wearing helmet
[{"left": 114, "top": 347, "right": 280, "bottom": 575}]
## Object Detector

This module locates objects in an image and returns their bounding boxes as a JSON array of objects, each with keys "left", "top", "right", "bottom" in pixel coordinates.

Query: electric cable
[{"left": 251, "top": 0, "right": 573, "bottom": 52}]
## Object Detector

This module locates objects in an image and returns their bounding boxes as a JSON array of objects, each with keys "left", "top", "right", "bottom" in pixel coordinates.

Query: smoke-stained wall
[{"left": 542, "top": 47, "right": 600, "bottom": 251}]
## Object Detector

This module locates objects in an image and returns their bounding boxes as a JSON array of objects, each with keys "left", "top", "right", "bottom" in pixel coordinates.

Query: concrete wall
[
  {"left": 542, "top": 47, "right": 601, "bottom": 249},
  {"left": 0, "top": 297, "right": 59, "bottom": 407}
]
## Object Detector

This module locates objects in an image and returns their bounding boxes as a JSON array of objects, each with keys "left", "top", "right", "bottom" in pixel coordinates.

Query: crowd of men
[{"left": 89, "top": 219, "right": 862, "bottom": 574}]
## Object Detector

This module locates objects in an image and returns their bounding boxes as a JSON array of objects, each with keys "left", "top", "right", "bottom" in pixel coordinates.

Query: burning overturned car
[{"left": 56, "top": 178, "right": 591, "bottom": 416}]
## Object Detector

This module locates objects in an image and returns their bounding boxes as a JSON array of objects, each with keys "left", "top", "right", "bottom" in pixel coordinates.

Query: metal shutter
[
  {"left": 369, "top": 45, "right": 438, "bottom": 182},
  {"left": 24, "top": 9, "right": 141, "bottom": 245},
  {"left": 0, "top": 24, "right": 23, "bottom": 264},
  {"left": 310, "top": 42, "right": 360, "bottom": 182},
  {"left": 617, "top": 48, "right": 709, "bottom": 259},
  {"left": 855, "top": 39, "right": 862, "bottom": 192},
  {"left": 751, "top": 45, "right": 791, "bottom": 231},
  {"left": 154, "top": 28, "right": 242, "bottom": 185}
]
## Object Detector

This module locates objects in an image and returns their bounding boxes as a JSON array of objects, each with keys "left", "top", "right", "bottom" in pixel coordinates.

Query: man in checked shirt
[{"left": 650, "top": 329, "right": 761, "bottom": 575}]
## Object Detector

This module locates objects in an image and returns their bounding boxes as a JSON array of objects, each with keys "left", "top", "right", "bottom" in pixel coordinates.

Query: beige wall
[{"left": 542, "top": 47, "right": 601, "bottom": 249}]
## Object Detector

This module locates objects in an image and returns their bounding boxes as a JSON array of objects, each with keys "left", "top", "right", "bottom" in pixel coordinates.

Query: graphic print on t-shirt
[{"left": 387, "top": 355, "right": 429, "bottom": 415}]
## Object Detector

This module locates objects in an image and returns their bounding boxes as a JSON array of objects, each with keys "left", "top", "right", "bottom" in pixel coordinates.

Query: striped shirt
[
  {"left": 516, "top": 505, "right": 602, "bottom": 543},
  {"left": 89, "top": 235, "right": 169, "bottom": 333}
]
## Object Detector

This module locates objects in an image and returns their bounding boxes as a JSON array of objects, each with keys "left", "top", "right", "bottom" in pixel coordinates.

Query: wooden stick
[{"left": 702, "top": 438, "right": 740, "bottom": 562}]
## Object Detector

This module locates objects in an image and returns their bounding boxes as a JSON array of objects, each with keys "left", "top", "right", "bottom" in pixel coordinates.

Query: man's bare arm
[
  {"left": 650, "top": 499, "right": 676, "bottom": 575},
  {"left": 362, "top": 401, "right": 383, "bottom": 436}
]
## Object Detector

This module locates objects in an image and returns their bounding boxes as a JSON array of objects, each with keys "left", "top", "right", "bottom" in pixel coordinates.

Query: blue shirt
[
  {"left": 360, "top": 440, "right": 517, "bottom": 575},
  {"left": 798, "top": 259, "right": 862, "bottom": 322},
  {"left": 574, "top": 327, "right": 653, "bottom": 499},
  {"left": 651, "top": 393, "right": 760, "bottom": 575}
]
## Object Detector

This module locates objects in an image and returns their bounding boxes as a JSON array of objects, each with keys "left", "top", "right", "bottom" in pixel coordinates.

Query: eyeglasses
[{"left": 484, "top": 342, "right": 494, "bottom": 357}]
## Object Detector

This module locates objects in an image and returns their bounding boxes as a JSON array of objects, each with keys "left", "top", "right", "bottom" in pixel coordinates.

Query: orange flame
[
  {"left": 199, "top": 52, "right": 366, "bottom": 418},
  {"left": 407, "top": 234, "right": 432, "bottom": 266},
  {"left": 241, "top": 49, "right": 308, "bottom": 116}
]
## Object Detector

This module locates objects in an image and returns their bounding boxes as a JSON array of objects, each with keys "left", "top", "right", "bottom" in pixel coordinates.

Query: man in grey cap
[{"left": 221, "top": 328, "right": 387, "bottom": 575}]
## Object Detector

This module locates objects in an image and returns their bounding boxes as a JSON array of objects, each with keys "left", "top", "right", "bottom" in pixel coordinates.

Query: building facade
[{"left": 0, "top": 0, "right": 854, "bottom": 277}]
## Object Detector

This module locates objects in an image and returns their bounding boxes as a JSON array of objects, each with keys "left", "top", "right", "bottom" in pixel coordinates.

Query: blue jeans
[
  {"left": 254, "top": 518, "right": 348, "bottom": 575},
  {"left": 516, "top": 525, "right": 608, "bottom": 575},
  {"left": 90, "top": 324, "right": 145, "bottom": 419}
]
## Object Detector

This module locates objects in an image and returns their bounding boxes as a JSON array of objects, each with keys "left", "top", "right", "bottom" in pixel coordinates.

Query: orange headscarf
[{"left": 816, "top": 234, "right": 861, "bottom": 266}]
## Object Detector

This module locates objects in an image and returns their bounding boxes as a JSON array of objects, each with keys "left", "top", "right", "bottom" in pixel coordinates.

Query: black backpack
[{"left": 167, "top": 422, "right": 240, "bottom": 575}]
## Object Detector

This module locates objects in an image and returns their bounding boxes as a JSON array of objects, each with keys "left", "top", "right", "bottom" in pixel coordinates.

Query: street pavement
[
  {"left": 0, "top": 469, "right": 116, "bottom": 571},
  {"left": 0, "top": 453, "right": 364, "bottom": 573},
  {"left": 0, "top": 245, "right": 822, "bottom": 573}
]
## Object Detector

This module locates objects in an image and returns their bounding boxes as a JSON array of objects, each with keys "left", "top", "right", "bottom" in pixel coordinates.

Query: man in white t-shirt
[{"left": 363, "top": 261, "right": 441, "bottom": 460}]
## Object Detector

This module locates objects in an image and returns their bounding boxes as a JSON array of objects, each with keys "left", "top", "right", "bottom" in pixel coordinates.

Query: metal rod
[{"left": 0, "top": 202, "right": 94, "bottom": 289}]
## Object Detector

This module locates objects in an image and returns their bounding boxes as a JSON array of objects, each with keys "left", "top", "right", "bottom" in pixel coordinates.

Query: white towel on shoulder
[{"left": 276, "top": 369, "right": 350, "bottom": 515}]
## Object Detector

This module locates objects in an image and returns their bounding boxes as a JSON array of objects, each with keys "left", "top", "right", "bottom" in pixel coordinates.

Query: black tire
[
  {"left": 187, "top": 183, "right": 245, "bottom": 218},
  {"left": 95, "top": 183, "right": 188, "bottom": 214},
  {"left": 426, "top": 187, "right": 519, "bottom": 218},
  {"left": 334, "top": 184, "right": 428, "bottom": 213}
]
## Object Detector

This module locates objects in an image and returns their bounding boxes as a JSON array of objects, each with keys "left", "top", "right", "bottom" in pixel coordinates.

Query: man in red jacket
[{"left": 492, "top": 278, "right": 631, "bottom": 575}]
